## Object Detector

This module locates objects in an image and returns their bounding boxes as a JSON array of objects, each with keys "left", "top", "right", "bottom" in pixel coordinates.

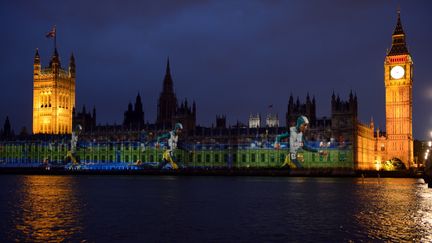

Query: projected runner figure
[
  {"left": 274, "top": 116, "right": 326, "bottom": 168},
  {"left": 66, "top": 124, "right": 82, "bottom": 164},
  {"left": 156, "top": 123, "right": 183, "bottom": 169}
]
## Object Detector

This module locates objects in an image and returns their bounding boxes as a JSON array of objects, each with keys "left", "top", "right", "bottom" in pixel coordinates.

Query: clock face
[{"left": 390, "top": 65, "right": 405, "bottom": 79}]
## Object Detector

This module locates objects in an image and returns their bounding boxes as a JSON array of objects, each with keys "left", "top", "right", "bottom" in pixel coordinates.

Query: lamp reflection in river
[
  {"left": 353, "top": 179, "right": 432, "bottom": 242},
  {"left": 12, "top": 176, "right": 82, "bottom": 242}
]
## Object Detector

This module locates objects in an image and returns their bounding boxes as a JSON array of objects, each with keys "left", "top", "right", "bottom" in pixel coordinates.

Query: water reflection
[
  {"left": 11, "top": 176, "right": 82, "bottom": 242},
  {"left": 353, "top": 178, "right": 432, "bottom": 242}
]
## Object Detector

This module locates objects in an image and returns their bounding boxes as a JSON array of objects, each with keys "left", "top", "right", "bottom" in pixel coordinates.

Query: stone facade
[{"left": 33, "top": 48, "right": 75, "bottom": 134}]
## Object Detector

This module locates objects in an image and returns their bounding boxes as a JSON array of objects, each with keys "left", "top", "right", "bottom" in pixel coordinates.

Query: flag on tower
[{"left": 46, "top": 26, "right": 56, "bottom": 38}]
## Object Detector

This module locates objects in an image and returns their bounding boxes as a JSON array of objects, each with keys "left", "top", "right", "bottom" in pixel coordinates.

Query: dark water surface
[{"left": 0, "top": 175, "right": 431, "bottom": 242}]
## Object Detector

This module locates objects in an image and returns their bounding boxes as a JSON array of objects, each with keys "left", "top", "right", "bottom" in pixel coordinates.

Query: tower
[
  {"left": 123, "top": 93, "right": 145, "bottom": 130},
  {"left": 156, "top": 57, "right": 177, "bottom": 129},
  {"left": 286, "top": 94, "right": 316, "bottom": 127},
  {"left": 248, "top": 113, "right": 261, "bottom": 128},
  {"left": 384, "top": 10, "right": 414, "bottom": 167},
  {"left": 33, "top": 47, "right": 76, "bottom": 134},
  {"left": 331, "top": 91, "right": 358, "bottom": 143}
]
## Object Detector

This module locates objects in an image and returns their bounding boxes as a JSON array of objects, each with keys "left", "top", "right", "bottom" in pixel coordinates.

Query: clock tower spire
[
  {"left": 383, "top": 9, "right": 414, "bottom": 168},
  {"left": 388, "top": 9, "right": 409, "bottom": 56}
]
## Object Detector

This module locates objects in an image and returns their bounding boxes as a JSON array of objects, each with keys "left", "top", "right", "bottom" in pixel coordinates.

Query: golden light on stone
[
  {"left": 32, "top": 49, "right": 75, "bottom": 134},
  {"left": 355, "top": 12, "right": 413, "bottom": 170}
]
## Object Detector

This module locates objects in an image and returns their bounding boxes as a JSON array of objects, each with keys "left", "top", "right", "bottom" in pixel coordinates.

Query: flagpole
[{"left": 54, "top": 25, "right": 57, "bottom": 50}]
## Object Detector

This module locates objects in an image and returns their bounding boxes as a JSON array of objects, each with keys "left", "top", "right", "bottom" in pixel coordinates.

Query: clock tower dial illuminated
[{"left": 390, "top": 65, "right": 405, "bottom": 79}]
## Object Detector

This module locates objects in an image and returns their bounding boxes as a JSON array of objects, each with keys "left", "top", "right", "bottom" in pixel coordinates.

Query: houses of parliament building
[{"left": 29, "top": 11, "right": 415, "bottom": 170}]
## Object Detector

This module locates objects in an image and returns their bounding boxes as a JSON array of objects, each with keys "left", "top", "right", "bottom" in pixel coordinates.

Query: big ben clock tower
[{"left": 384, "top": 10, "right": 414, "bottom": 168}]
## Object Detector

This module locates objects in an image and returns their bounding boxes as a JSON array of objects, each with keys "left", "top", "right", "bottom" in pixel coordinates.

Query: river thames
[{"left": 0, "top": 175, "right": 431, "bottom": 242}]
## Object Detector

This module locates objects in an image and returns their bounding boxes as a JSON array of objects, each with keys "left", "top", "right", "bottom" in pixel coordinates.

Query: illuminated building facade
[
  {"left": 248, "top": 113, "right": 261, "bottom": 128},
  {"left": 383, "top": 10, "right": 414, "bottom": 168},
  {"left": 33, "top": 48, "right": 76, "bottom": 134},
  {"left": 265, "top": 113, "right": 279, "bottom": 128},
  {"left": 356, "top": 10, "right": 414, "bottom": 169}
]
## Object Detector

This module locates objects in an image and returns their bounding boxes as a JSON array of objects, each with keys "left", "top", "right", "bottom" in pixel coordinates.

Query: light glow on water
[
  {"left": 0, "top": 176, "right": 431, "bottom": 242},
  {"left": 10, "top": 176, "right": 82, "bottom": 242}
]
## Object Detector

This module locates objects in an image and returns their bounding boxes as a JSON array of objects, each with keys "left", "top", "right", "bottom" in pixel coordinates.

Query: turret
[
  {"left": 92, "top": 106, "right": 96, "bottom": 122},
  {"left": 69, "top": 53, "right": 75, "bottom": 78},
  {"left": 192, "top": 101, "right": 196, "bottom": 118},
  {"left": 135, "top": 93, "right": 143, "bottom": 113},
  {"left": 49, "top": 48, "right": 61, "bottom": 73},
  {"left": 34, "top": 49, "right": 41, "bottom": 75},
  {"left": 3, "top": 116, "right": 11, "bottom": 138}
]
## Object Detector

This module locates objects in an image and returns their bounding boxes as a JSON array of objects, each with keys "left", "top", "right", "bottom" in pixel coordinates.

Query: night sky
[{"left": 0, "top": 0, "right": 431, "bottom": 139}]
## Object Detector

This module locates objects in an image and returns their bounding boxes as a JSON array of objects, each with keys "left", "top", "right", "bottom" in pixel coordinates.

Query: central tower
[
  {"left": 156, "top": 58, "right": 177, "bottom": 129},
  {"left": 384, "top": 10, "right": 414, "bottom": 167}
]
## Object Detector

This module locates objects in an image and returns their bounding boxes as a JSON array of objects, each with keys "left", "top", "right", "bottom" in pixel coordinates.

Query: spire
[
  {"left": 69, "top": 53, "right": 75, "bottom": 67},
  {"left": 135, "top": 93, "right": 143, "bottom": 113},
  {"left": 162, "top": 57, "right": 174, "bottom": 93},
  {"left": 388, "top": 9, "right": 409, "bottom": 56},
  {"left": 3, "top": 116, "right": 11, "bottom": 138},
  {"left": 136, "top": 92, "right": 142, "bottom": 104},
  {"left": 392, "top": 9, "right": 404, "bottom": 36},
  {"left": 69, "top": 53, "right": 75, "bottom": 77},
  {"left": 166, "top": 57, "right": 171, "bottom": 75},
  {"left": 49, "top": 48, "right": 61, "bottom": 68},
  {"left": 193, "top": 100, "right": 196, "bottom": 114},
  {"left": 34, "top": 48, "right": 40, "bottom": 64}
]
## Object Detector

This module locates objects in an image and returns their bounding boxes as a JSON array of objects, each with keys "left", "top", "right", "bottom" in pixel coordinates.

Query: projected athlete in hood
[{"left": 274, "top": 116, "right": 326, "bottom": 168}]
